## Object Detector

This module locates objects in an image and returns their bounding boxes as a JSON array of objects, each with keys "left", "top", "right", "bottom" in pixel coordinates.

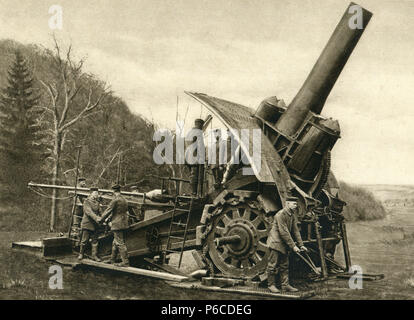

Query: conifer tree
[{"left": 0, "top": 50, "right": 41, "bottom": 200}]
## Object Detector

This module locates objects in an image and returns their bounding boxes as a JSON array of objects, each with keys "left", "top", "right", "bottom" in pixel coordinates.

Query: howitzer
[
  {"left": 19, "top": 3, "right": 384, "bottom": 285},
  {"left": 182, "top": 2, "right": 372, "bottom": 279}
]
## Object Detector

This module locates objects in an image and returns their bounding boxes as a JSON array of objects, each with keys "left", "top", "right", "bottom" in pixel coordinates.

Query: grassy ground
[{"left": 318, "top": 184, "right": 414, "bottom": 299}]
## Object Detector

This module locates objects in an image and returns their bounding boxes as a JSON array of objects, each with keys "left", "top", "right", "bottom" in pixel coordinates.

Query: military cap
[
  {"left": 111, "top": 184, "right": 121, "bottom": 191},
  {"left": 78, "top": 177, "right": 86, "bottom": 181},
  {"left": 90, "top": 187, "right": 98, "bottom": 191}
]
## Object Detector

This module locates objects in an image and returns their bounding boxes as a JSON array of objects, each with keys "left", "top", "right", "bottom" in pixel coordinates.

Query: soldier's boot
[
  {"left": 77, "top": 245, "right": 85, "bottom": 260},
  {"left": 266, "top": 272, "right": 280, "bottom": 293},
  {"left": 282, "top": 284, "right": 299, "bottom": 292},
  {"left": 107, "top": 244, "right": 118, "bottom": 264},
  {"left": 280, "top": 270, "right": 299, "bottom": 292},
  {"left": 91, "top": 243, "right": 102, "bottom": 262},
  {"left": 268, "top": 285, "right": 280, "bottom": 293},
  {"left": 116, "top": 248, "right": 130, "bottom": 267}
]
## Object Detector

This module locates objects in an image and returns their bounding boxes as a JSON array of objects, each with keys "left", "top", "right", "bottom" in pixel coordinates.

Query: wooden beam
[
  {"left": 143, "top": 258, "right": 188, "bottom": 277},
  {"left": 168, "top": 281, "right": 314, "bottom": 299},
  {"left": 80, "top": 259, "right": 189, "bottom": 282},
  {"left": 340, "top": 221, "right": 352, "bottom": 271},
  {"left": 314, "top": 221, "right": 328, "bottom": 279}
]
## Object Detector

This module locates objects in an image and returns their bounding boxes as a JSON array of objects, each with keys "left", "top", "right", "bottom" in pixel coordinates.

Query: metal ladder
[{"left": 164, "top": 195, "right": 195, "bottom": 268}]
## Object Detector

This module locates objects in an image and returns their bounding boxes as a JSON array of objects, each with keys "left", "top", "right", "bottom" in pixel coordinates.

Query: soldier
[
  {"left": 78, "top": 187, "right": 102, "bottom": 261},
  {"left": 209, "top": 129, "right": 225, "bottom": 189},
  {"left": 72, "top": 177, "right": 87, "bottom": 235},
  {"left": 266, "top": 196, "right": 307, "bottom": 293},
  {"left": 99, "top": 184, "right": 130, "bottom": 267},
  {"left": 77, "top": 177, "right": 87, "bottom": 188},
  {"left": 185, "top": 119, "right": 205, "bottom": 195}
]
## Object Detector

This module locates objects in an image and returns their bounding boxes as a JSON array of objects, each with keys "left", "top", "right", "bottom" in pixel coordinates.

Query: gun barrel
[
  {"left": 27, "top": 182, "right": 145, "bottom": 197},
  {"left": 275, "top": 2, "right": 372, "bottom": 136}
]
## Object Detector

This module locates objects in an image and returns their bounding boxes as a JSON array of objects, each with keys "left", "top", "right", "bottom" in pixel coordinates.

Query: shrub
[{"left": 339, "top": 181, "right": 387, "bottom": 221}]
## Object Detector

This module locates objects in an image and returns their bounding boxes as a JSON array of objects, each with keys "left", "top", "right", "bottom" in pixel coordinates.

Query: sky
[{"left": 0, "top": 0, "right": 413, "bottom": 185}]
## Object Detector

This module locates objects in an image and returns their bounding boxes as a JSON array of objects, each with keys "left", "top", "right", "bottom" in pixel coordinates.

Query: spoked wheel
[{"left": 202, "top": 192, "right": 271, "bottom": 278}]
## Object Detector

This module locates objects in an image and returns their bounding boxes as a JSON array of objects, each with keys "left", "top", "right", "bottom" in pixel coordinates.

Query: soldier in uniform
[
  {"left": 72, "top": 177, "right": 87, "bottom": 237},
  {"left": 185, "top": 119, "right": 205, "bottom": 195},
  {"left": 266, "top": 196, "right": 307, "bottom": 293},
  {"left": 78, "top": 187, "right": 102, "bottom": 261},
  {"left": 100, "top": 184, "right": 130, "bottom": 267},
  {"left": 209, "top": 129, "right": 225, "bottom": 189}
]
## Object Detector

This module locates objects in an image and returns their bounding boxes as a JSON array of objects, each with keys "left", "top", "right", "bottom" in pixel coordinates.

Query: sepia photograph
[{"left": 0, "top": 0, "right": 413, "bottom": 305}]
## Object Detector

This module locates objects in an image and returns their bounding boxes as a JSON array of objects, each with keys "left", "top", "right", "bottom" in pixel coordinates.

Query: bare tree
[{"left": 38, "top": 37, "right": 110, "bottom": 232}]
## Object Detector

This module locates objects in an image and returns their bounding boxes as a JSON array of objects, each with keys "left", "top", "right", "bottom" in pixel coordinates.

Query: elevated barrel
[{"left": 275, "top": 2, "right": 372, "bottom": 137}]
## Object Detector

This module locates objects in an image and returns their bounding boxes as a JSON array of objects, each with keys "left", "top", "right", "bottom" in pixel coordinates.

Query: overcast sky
[{"left": 1, "top": 0, "right": 413, "bottom": 185}]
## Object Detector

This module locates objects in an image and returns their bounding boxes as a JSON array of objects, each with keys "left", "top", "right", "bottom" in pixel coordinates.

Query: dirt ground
[{"left": 1, "top": 184, "right": 413, "bottom": 300}]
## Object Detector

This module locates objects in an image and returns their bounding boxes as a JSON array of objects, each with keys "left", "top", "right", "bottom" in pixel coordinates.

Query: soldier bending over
[{"left": 266, "top": 196, "right": 307, "bottom": 293}]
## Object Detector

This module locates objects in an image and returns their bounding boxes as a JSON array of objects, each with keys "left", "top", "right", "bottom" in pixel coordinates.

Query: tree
[
  {"left": 37, "top": 38, "right": 110, "bottom": 232},
  {"left": 0, "top": 50, "right": 41, "bottom": 201}
]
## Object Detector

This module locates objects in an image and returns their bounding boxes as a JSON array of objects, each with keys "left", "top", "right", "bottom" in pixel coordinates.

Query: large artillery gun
[
  {"left": 17, "top": 3, "right": 384, "bottom": 291},
  {"left": 182, "top": 2, "right": 372, "bottom": 280}
]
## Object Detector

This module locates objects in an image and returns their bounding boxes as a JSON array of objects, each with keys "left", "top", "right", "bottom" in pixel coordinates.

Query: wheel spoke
[
  {"left": 257, "top": 229, "right": 268, "bottom": 239},
  {"left": 251, "top": 216, "right": 261, "bottom": 228},
  {"left": 253, "top": 252, "right": 262, "bottom": 263},
  {"left": 215, "top": 226, "right": 225, "bottom": 236},
  {"left": 232, "top": 208, "right": 241, "bottom": 219},
  {"left": 243, "top": 209, "right": 251, "bottom": 220},
  {"left": 221, "top": 214, "right": 231, "bottom": 226},
  {"left": 257, "top": 241, "right": 268, "bottom": 252}
]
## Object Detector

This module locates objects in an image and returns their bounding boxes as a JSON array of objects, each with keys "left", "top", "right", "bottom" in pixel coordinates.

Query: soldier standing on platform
[
  {"left": 185, "top": 119, "right": 205, "bottom": 196},
  {"left": 209, "top": 129, "right": 225, "bottom": 189},
  {"left": 78, "top": 187, "right": 102, "bottom": 261},
  {"left": 72, "top": 177, "right": 87, "bottom": 237},
  {"left": 266, "top": 196, "right": 307, "bottom": 293},
  {"left": 100, "top": 184, "right": 130, "bottom": 267}
]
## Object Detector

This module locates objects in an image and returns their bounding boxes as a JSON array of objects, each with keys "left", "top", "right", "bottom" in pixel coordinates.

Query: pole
[
  {"left": 314, "top": 221, "right": 328, "bottom": 279},
  {"left": 117, "top": 154, "right": 121, "bottom": 185},
  {"left": 340, "top": 221, "right": 352, "bottom": 272},
  {"left": 68, "top": 146, "right": 82, "bottom": 237},
  {"left": 28, "top": 182, "right": 146, "bottom": 197}
]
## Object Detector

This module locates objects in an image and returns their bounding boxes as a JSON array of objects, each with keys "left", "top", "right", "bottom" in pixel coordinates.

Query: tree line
[{"left": 0, "top": 39, "right": 173, "bottom": 232}]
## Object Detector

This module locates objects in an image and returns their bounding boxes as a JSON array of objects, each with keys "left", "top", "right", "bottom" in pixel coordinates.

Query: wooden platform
[
  {"left": 12, "top": 237, "right": 73, "bottom": 257},
  {"left": 168, "top": 281, "right": 315, "bottom": 300},
  {"left": 79, "top": 259, "right": 189, "bottom": 282}
]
